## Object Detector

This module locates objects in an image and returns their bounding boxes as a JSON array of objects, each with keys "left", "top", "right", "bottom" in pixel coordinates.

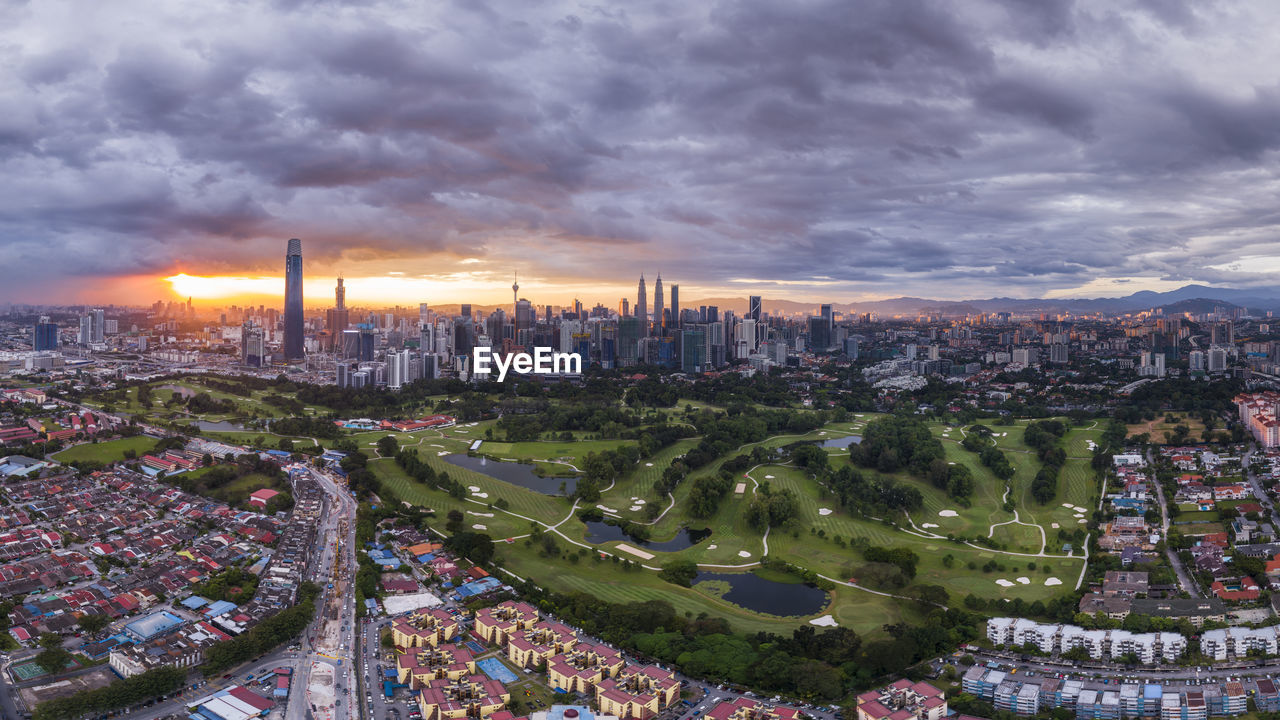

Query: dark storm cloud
[{"left": 2, "top": 0, "right": 1280, "bottom": 301}]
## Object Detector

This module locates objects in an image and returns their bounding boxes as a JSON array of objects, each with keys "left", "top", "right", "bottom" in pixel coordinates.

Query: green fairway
[
  {"left": 477, "top": 439, "right": 635, "bottom": 466},
  {"left": 53, "top": 436, "right": 158, "bottom": 464}
]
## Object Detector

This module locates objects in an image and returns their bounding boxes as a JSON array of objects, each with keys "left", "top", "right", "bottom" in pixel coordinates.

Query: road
[
  {"left": 290, "top": 466, "right": 359, "bottom": 720},
  {"left": 1243, "top": 445, "right": 1280, "bottom": 527},
  {"left": 1149, "top": 447, "right": 1199, "bottom": 598}
]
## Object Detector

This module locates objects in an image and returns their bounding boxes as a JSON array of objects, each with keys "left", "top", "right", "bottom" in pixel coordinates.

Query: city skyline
[{"left": 3, "top": 2, "right": 1280, "bottom": 304}]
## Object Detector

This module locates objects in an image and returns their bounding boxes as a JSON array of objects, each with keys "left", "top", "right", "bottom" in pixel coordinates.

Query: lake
[
  {"left": 584, "top": 522, "right": 710, "bottom": 552},
  {"left": 443, "top": 454, "right": 577, "bottom": 496},
  {"left": 694, "top": 571, "right": 829, "bottom": 616},
  {"left": 820, "top": 434, "right": 862, "bottom": 448}
]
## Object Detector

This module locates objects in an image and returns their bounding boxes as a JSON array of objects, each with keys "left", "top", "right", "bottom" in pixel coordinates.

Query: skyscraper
[
  {"left": 671, "top": 284, "right": 680, "bottom": 329},
  {"left": 653, "top": 273, "right": 664, "bottom": 335},
  {"left": 242, "top": 322, "right": 266, "bottom": 367},
  {"left": 619, "top": 298, "right": 629, "bottom": 318},
  {"left": 92, "top": 309, "right": 105, "bottom": 344},
  {"left": 283, "top": 238, "right": 304, "bottom": 360},
  {"left": 326, "top": 275, "right": 350, "bottom": 349},
  {"left": 32, "top": 317, "right": 57, "bottom": 351},
  {"left": 636, "top": 274, "right": 648, "bottom": 337},
  {"left": 748, "top": 295, "right": 762, "bottom": 323}
]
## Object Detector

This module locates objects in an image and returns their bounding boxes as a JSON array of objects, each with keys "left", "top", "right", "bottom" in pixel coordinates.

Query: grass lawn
[
  {"left": 52, "top": 436, "right": 158, "bottom": 464},
  {"left": 477, "top": 439, "right": 636, "bottom": 467},
  {"left": 1176, "top": 510, "right": 1222, "bottom": 523},
  {"left": 1175, "top": 522, "right": 1226, "bottom": 536},
  {"left": 1127, "top": 413, "right": 1208, "bottom": 443}
]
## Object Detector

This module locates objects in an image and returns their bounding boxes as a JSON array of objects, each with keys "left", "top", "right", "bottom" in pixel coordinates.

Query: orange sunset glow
[{"left": 162, "top": 272, "right": 650, "bottom": 308}]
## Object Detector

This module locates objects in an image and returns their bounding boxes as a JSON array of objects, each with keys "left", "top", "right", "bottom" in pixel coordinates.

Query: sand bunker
[
  {"left": 1045, "top": 577, "right": 1063, "bottom": 586},
  {"left": 809, "top": 615, "right": 838, "bottom": 627},
  {"left": 629, "top": 506, "right": 642, "bottom": 511},
  {"left": 616, "top": 543, "right": 654, "bottom": 560},
  {"left": 1077, "top": 519, "right": 1087, "bottom": 524},
  {"left": 468, "top": 486, "right": 481, "bottom": 492},
  {"left": 818, "top": 508, "right": 833, "bottom": 516},
  {"left": 921, "top": 523, "right": 939, "bottom": 529},
  {"left": 472, "top": 492, "right": 488, "bottom": 498},
  {"left": 738, "top": 550, "right": 752, "bottom": 558},
  {"left": 707, "top": 544, "right": 717, "bottom": 550},
  {"left": 472, "top": 524, "right": 487, "bottom": 530},
  {"left": 996, "top": 579, "right": 1015, "bottom": 587},
  {"left": 596, "top": 505, "right": 618, "bottom": 513},
  {"left": 468, "top": 511, "right": 494, "bottom": 517},
  {"left": 939, "top": 510, "right": 959, "bottom": 517},
  {"left": 1017, "top": 577, "right": 1031, "bottom": 585},
  {"left": 645, "top": 463, "right": 654, "bottom": 467},
  {"left": 437, "top": 451, "right": 450, "bottom": 456}
]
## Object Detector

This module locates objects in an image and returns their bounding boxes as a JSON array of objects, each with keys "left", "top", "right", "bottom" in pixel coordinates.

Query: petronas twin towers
[{"left": 635, "top": 272, "right": 670, "bottom": 335}]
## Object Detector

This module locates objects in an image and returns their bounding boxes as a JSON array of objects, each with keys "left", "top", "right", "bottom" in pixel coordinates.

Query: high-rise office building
[
  {"left": 326, "top": 275, "right": 350, "bottom": 348},
  {"left": 636, "top": 274, "right": 648, "bottom": 337},
  {"left": 681, "top": 329, "right": 705, "bottom": 372},
  {"left": 242, "top": 322, "right": 266, "bottom": 367},
  {"left": 341, "top": 329, "right": 361, "bottom": 359},
  {"left": 460, "top": 304, "right": 472, "bottom": 320},
  {"left": 358, "top": 325, "right": 376, "bottom": 361},
  {"left": 515, "top": 299, "right": 534, "bottom": 336},
  {"left": 653, "top": 273, "right": 664, "bottom": 335},
  {"left": 748, "top": 296, "right": 762, "bottom": 323},
  {"left": 619, "top": 298, "right": 629, "bottom": 318},
  {"left": 32, "top": 317, "right": 57, "bottom": 351},
  {"left": 283, "top": 238, "right": 304, "bottom": 360},
  {"left": 618, "top": 316, "right": 641, "bottom": 365},
  {"left": 808, "top": 315, "right": 832, "bottom": 351},
  {"left": 671, "top": 284, "right": 680, "bottom": 330}
]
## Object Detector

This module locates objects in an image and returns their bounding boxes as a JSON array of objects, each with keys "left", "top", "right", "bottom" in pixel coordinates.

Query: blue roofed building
[
  {"left": 181, "top": 596, "right": 211, "bottom": 610},
  {"left": 204, "top": 600, "right": 238, "bottom": 618},
  {"left": 124, "top": 611, "right": 185, "bottom": 642}
]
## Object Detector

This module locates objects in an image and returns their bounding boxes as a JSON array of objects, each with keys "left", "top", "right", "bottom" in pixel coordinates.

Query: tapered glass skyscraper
[{"left": 284, "top": 238, "right": 304, "bottom": 360}]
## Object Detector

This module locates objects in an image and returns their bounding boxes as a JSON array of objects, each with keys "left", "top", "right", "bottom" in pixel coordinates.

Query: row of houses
[
  {"left": 962, "top": 668, "right": 1266, "bottom": 719},
  {"left": 987, "top": 617, "right": 1186, "bottom": 663}
]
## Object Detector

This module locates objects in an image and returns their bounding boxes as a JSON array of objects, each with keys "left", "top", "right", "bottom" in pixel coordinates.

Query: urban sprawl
[{"left": 6, "top": 240, "right": 1280, "bottom": 720}]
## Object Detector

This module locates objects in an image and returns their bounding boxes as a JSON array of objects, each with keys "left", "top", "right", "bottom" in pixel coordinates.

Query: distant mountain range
[
  {"left": 412, "top": 284, "right": 1277, "bottom": 319},
  {"left": 688, "top": 285, "right": 1280, "bottom": 317}
]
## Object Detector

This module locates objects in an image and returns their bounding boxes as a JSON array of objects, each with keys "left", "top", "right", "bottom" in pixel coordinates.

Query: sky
[{"left": 4, "top": 0, "right": 1280, "bottom": 307}]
